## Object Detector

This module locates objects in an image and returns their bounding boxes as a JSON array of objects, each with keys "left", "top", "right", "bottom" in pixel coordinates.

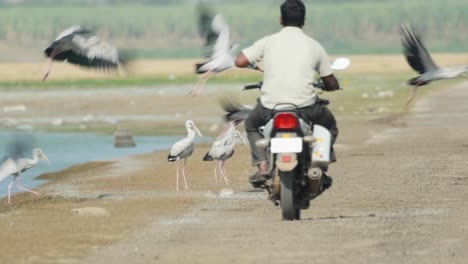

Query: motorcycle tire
[{"left": 280, "top": 171, "right": 300, "bottom": 220}]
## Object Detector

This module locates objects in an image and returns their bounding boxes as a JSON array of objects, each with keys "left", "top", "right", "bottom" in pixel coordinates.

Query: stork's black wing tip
[
  {"left": 195, "top": 62, "right": 209, "bottom": 74},
  {"left": 202, "top": 153, "right": 213, "bottom": 161}
]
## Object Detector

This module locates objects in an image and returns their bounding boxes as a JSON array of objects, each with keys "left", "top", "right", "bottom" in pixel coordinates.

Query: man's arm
[
  {"left": 235, "top": 52, "right": 250, "bottom": 68},
  {"left": 321, "top": 74, "right": 340, "bottom": 91},
  {"left": 236, "top": 37, "right": 267, "bottom": 68}
]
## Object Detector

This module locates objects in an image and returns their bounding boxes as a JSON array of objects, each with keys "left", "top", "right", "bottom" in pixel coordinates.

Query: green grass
[
  {"left": 0, "top": 0, "right": 466, "bottom": 61},
  {"left": 0, "top": 74, "right": 262, "bottom": 90}
]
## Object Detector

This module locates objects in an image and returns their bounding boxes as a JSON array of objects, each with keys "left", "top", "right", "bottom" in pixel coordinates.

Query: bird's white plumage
[
  {"left": 169, "top": 120, "right": 202, "bottom": 159},
  {"left": 204, "top": 123, "right": 246, "bottom": 186},
  {"left": 0, "top": 158, "right": 17, "bottom": 183},
  {"left": 0, "top": 149, "right": 48, "bottom": 203},
  {"left": 193, "top": 14, "right": 243, "bottom": 95},
  {"left": 55, "top": 25, "right": 87, "bottom": 41},
  {"left": 210, "top": 15, "right": 230, "bottom": 59},
  {"left": 169, "top": 138, "right": 194, "bottom": 159},
  {"left": 71, "top": 35, "right": 119, "bottom": 64},
  {"left": 198, "top": 15, "right": 238, "bottom": 73},
  {"left": 14, "top": 157, "right": 37, "bottom": 172},
  {"left": 206, "top": 122, "right": 246, "bottom": 160},
  {"left": 168, "top": 120, "right": 203, "bottom": 191}
]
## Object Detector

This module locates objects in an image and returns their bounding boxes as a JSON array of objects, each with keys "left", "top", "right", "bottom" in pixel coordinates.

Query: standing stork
[
  {"left": 167, "top": 120, "right": 203, "bottom": 191},
  {"left": 400, "top": 24, "right": 468, "bottom": 104},
  {"left": 43, "top": 25, "right": 125, "bottom": 81},
  {"left": 0, "top": 149, "right": 49, "bottom": 204},
  {"left": 203, "top": 122, "right": 246, "bottom": 185}
]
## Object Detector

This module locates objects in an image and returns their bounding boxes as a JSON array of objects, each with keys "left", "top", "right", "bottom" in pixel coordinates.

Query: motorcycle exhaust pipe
[{"left": 307, "top": 168, "right": 323, "bottom": 196}]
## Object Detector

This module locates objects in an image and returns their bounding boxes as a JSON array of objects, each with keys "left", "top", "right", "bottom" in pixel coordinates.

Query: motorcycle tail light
[{"left": 274, "top": 113, "right": 299, "bottom": 129}]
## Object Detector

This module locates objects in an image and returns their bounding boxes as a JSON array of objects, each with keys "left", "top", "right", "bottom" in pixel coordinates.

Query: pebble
[
  {"left": 219, "top": 188, "right": 234, "bottom": 198},
  {"left": 71, "top": 207, "right": 110, "bottom": 217}
]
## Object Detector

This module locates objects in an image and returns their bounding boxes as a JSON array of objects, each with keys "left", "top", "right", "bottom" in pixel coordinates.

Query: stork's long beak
[
  {"left": 193, "top": 124, "right": 203, "bottom": 137},
  {"left": 236, "top": 131, "right": 247, "bottom": 145},
  {"left": 41, "top": 152, "right": 50, "bottom": 164}
]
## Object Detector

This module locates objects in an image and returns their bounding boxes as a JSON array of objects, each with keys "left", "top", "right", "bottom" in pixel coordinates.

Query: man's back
[{"left": 242, "top": 27, "right": 332, "bottom": 109}]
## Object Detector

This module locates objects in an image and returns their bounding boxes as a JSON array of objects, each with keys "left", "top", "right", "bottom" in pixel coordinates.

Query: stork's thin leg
[
  {"left": 406, "top": 86, "right": 419, "bottom": 106},
  {"left": 176, "top": 159, "right": 180, "bottom": 191},
  {"left": 16, "top": 177, "right": 40, "bottom": 197},
  {"left": 221, "top": 160, "right": 231, "bottom": 185},
  {"left": 42, "top": 49, "right": 62, "bottom": 81},
  {"left": 219, "top": 160, "right": 230, "bottom": 185},
  {"left": 16, "top": 185, "right": 40, "bottom": 197},
  {"left": 7, "top": 177, "right": 16, "bottom": 204},
  {"left": 214, "top": 165, "right": 218, "bottom": 185},
  {"left": 182, "top": 159, "right": 189, "bottom": 190},
  {"left": 42, "top": 57, "right": 54, "bottom": 81},
  {"left": 192, "top": 71, "right": 217, "bottom": 96}
]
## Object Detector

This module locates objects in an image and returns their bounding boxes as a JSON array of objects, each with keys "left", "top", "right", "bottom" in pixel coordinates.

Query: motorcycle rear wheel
[{"left": 280, "top": 171, "right": 300, "bottom": 220}]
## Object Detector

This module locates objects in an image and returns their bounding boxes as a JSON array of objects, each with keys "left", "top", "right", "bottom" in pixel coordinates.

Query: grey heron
[
  {"left": 203, "top": 122, "right": 247, "bottom": 185},
  {"left": 400, "top": 24, "right": 468, "bottom": 104},
  {"left": 167, "top": 120, "right": 203, "bottom": 191},
  {"left": 43, "top": 25, "right": 125, "bottom": 81},
  {"left": 0, "top": 149, "right": 49, "bottom": 204}
]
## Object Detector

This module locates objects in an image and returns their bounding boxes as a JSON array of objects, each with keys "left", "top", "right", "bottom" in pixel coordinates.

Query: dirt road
[
  {"left": 1, "top": 81, "right": 467, "bottom": 264},
  {"left": 75, "top": 81, "right": 468, "bottom": 264}
]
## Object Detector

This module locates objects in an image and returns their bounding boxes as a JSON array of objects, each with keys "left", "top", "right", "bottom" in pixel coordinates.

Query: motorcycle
[{"left": 227, "top": 58, "right": 350, "bottom": 221}]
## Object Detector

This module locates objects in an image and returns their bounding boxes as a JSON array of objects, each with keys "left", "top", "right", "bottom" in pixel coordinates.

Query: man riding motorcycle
[{"left": 234, "top": 0, "right": 341, "bottom": 186}]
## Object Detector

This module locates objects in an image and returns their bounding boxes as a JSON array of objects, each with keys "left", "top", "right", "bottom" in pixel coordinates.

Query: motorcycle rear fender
[{"left": 275, "top": 153, "right": 298, "bottom": 172}]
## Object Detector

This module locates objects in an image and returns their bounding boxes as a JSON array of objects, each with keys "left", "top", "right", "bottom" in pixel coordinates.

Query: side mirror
[{"left": 330, "top": 57, "right": 350, "bottom": 71}]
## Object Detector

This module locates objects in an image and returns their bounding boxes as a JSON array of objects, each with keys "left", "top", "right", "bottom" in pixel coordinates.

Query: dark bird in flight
[{"left": 400, "top": 23, "right": 468, "bottom": 104}]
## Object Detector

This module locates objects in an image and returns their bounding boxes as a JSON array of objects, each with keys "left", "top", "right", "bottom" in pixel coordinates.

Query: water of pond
[{"left": 0, "top": 131, "right": 203, "bottom": 198}]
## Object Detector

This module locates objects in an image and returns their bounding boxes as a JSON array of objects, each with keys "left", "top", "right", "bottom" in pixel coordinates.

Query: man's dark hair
[{"left": 281, "top": 0, "right": 306, "bottom": 28}]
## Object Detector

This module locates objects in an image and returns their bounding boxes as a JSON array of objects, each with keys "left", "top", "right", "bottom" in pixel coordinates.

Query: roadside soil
[{"left": 0, "top": 81, "right": 467, "bottom": 263}]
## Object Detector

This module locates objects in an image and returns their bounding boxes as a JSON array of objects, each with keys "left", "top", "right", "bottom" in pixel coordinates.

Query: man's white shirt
[{"left": 242, "top": 26, "right": 333, "bottom": 109}]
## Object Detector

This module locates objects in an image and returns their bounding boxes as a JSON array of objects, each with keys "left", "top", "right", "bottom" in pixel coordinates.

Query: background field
[
  {"left": 0, "top": 0, "right": 467, "bottom": 62},
  {"left": 0, "top": 54, "right": 464, "bottom": 137}
]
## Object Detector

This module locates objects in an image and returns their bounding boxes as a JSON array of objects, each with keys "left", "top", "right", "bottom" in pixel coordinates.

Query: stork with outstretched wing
[
  {"left": 400, "top": 24, "right": 468, "bottom": 104},
  {"left": 43, "top": 25, "right": 126, "bottom": 80}
]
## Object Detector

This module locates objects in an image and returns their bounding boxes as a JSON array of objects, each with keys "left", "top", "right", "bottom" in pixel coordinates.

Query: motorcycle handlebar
[
  {"left": 312, "top": 81, "right": 326, "bottom": 89},
  {"left": 243, "top": 81, "right": 343, "bottom": 91},
  {"left": 243, "top": 82, "right": 263, "bottom": 90}
]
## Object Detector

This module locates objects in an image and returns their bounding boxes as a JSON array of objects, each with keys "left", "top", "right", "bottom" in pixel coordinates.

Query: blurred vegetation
[{"left": 0, "top": 0, "right": 466, "bottom": 61}]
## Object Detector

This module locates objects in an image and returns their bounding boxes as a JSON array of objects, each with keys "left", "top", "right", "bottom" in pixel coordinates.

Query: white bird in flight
[
  {"left": 203, "top": 121, "right": 247, "bottom": 185},
  {"left": 400, "top": 23, "right": 468, "bottom": 104},
  {"left": 0, "top": 148, "right": 49, "bottom": 204},
  {"left": 43, "top": 25, "right": 125, "bottom": 81},
  {"left": 192, "top": 15, "right": 239, "bottom": 95},
  {"left": 167, "top": 120, "right": 203, "bottom": 191}
]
